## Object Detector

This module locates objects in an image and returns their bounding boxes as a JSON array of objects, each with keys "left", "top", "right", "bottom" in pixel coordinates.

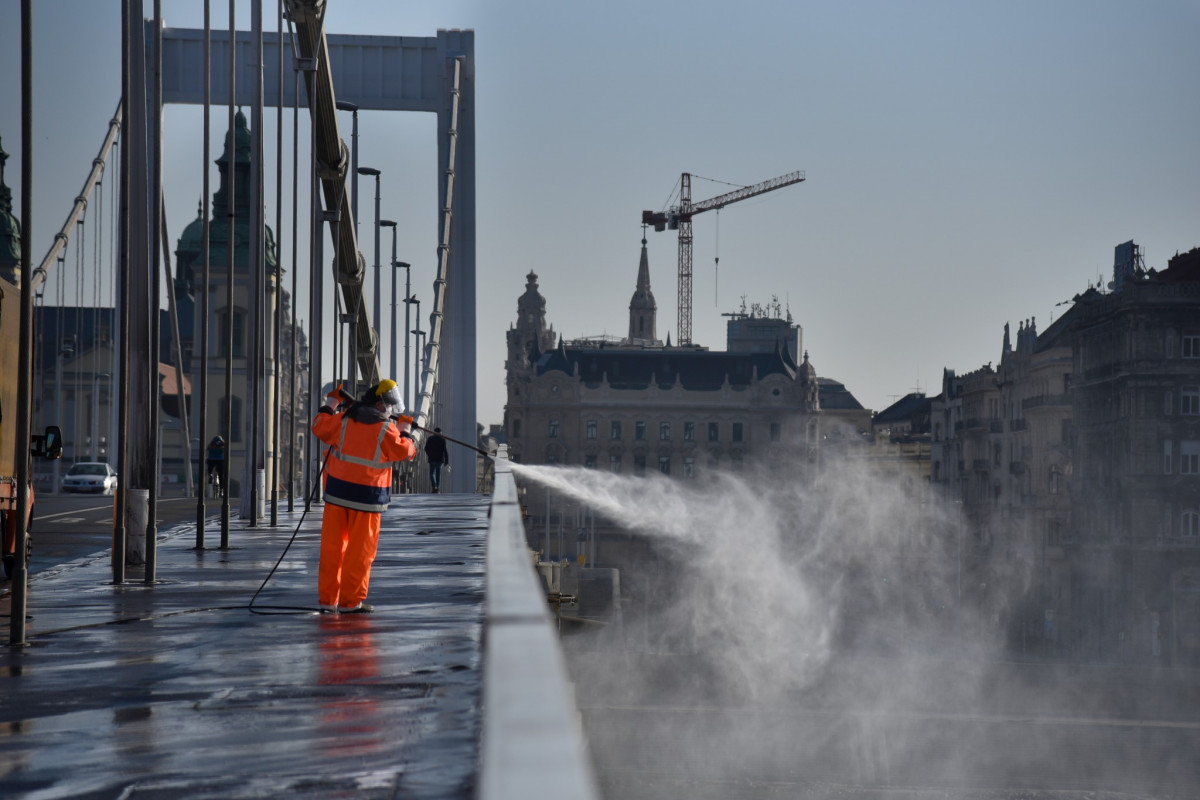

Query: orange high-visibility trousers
[{"left": 318, "top": 504, "right": 382, "bottom": 608}]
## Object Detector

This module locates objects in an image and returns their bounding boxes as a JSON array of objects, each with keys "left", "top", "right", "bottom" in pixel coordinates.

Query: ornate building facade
[
  {"left": 932, "top": 242, "right": 1200, "bottom": 664},
  {"left": 503, "top": 241, "right": 870, "bottom": 563}
]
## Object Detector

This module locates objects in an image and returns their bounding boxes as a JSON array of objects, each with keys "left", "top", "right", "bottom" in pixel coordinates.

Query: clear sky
[{"left": 2, "top": 1, "right": 1198, "bottom": 426}]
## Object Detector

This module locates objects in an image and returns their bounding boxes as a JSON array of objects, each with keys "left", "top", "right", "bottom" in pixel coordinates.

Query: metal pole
[
  {"left": 287, "top": 26, "right": 299, "bottom": 513},
  {"left": 10, "top": 0, "right": 34, "bottom": 645},
  {"left": 402, "top": 263, "right": 411, "bottom": 412},
  {"left": 365, "top": 170, "right": 380, "bottom": 348},
  {"left": 221, "top": 0, "right": 235, "bottom": 549},
  {"left": 305, "top": 73, "right": 318, "bottom": 512},
  {"left": 373, "top": 174, "right": 381, "bottom": 350},
  {"left": 52, "top": 258, "right": 64, "bottom": 494},
  {"left": 409, "top": 297, "right": 421, "bottom": 406},
  {"left": 355, "top": 166, "right": 381, "bottom": 383},
  {"left": 113, "top": 0, "right": 131, "bottom": 585},
  {"left": 146, "top": 0, "right": 163, "bottom": 583},
  {"left": 350, "top": 112, "right": 358, "bottom": 239},
  {"left": 270, "top": 0, "right": 283, "bottom": 527},
  {"left": 381, "top": 221, "right": 396, "bottom": 381},
  {"left": 196, "top": 0, "right": 211, "bottom": 547},
  {"left": 160, "top": 205, "right": 193, "bottom": 498},
  {"left": 247, "top": 0, "right": 264, "bottom": 527}
]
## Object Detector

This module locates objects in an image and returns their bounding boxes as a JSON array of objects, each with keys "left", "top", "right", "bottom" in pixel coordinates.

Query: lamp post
[
  {"left": 409, "top": 297, "right": 422, "bottom": 405},
  {"left": 380, "top": 220, "right": 411, "bottom": 410},
  {"left": 357, "top": 167, "right": 381, "bottom": 345}
]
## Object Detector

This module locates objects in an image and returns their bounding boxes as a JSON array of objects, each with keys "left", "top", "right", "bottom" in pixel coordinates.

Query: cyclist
[{"left": 206, "top": 435, "right": 226, "bottom": 496}]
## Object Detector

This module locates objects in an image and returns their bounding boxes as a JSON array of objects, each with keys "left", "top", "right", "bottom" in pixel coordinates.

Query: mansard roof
[
  {"left": 534, "top": 342, "right": 798, "bottom": 391},
  {"left": 873, "top": 392, "right": 930, "bottom": 424},
  {"left": 816, "top": 377, "right": 865, "bottom": 410}
]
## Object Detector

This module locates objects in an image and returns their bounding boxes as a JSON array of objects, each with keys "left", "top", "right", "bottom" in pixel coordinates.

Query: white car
[{"left": 61, "top": 462, "right": 119, "bottom": 495}]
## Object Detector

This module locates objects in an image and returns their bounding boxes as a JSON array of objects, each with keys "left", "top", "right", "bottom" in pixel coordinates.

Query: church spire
[{"left": 626, "top": 236, "right": 660, "bottom": 345}]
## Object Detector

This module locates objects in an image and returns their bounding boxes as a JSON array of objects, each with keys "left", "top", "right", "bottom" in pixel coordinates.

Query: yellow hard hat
[{"left": 373, "top": 379, "right": 401, "bottom": 408}]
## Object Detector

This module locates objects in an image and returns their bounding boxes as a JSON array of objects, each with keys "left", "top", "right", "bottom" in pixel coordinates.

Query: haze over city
[{"left": 2, "top": 0, "right": 1197, "bottom": 424}]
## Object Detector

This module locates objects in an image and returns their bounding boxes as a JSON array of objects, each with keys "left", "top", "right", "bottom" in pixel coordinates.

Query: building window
[
  {"left": 635, "top": 421, "right": 646, "bottom": 441},
  {"left": 993, "top": 442, "right": 1002, "bottom": 467},
  {"left": 732, "top": 422, "right": 744, "bottom": 443},
  {"left": 683, "top": 422, "right": 695, "bottom": 442},
  {"left": 1184, "top": 332, "right": 1200, "bottom": 359},
  {"left": 683, "top": 457, "right": 695, "bottom": 478},
  {"left": 586, "top": 420, "right": 598, "bottom": 440},
  {"left": 1183, "top": 441, "right": 1200, "bottom": 475},
  {"left": 548, "top": 419, "right": 559, "bottom": 439},
  {"left": 658, "top": 456, "right": 670, "bottom": 475},
  {"left": 610, "top": 421, "right": 622, "bottom": 440},
  {"left": 609, "top": 454, "right": 621, "bottom": 473},
  {"left": 659, "top": 422, "right": 671, "bottom": 441},
  {"left": 1164, "top": 441, "right": 1173, "bottom": 475},
  {"left": 708, "top": 422, "right": 719, "bottom": 442},
  {"left": 770, "top": 422, "right": 781, "bottom": 442},
  {"left": 1050, "top": 466, "right": 1061, "bottom": 494},
  {"left": 633, "top": 454, "right": 646, "bottom": 476},
  {"left": 584, "top": 454, "right": 597, "bottom": 469},
  {"left": 1048, "top": 519, "right": 1063, "bottom": 546},
  {"left": 1166, "top": 391, "right": 1174, "bottom": 416},
  {"left": 1182, "top": 386, "right": 1200, "bottom": 416},
  {"left": 1183, "top": 510, "right": 1200, "bottom": 538},
  {"left": 511, "top": 419, "right": 521, "bottom": 438}
]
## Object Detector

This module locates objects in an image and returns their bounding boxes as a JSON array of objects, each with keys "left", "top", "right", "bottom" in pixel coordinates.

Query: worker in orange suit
[{"left": 311, "top": 379, "right": 416, "bottom": 613}]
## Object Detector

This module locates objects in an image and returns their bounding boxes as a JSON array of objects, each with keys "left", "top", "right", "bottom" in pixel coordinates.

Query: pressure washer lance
[
  {"left": 336, "top": 385, "right": 493, "bottom": 457},
  {"left": 409, "top": 423, "right": 492, "bottom": 457}
]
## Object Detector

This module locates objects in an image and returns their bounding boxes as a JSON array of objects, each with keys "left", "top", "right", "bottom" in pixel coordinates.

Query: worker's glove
[
  {"left": 393, "top": 415, "right": 414, "bottom": 435},
  {"left": 324, "top": 383, "right": 344, "bottom": 408}
]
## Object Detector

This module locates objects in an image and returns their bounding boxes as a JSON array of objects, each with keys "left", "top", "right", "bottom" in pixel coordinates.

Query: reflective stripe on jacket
[{"left": 312, "top": 407, "right": 416, "bottom": 512}]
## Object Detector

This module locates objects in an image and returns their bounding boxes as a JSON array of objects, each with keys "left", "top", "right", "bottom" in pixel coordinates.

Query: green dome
[{"left": 176, "top": 200, "right": 205, "bottom": 259}]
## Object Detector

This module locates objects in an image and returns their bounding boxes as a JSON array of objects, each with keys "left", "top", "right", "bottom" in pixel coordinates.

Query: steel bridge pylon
[{"left": 134, "top": 23, "right": 476, "bottom": 494}]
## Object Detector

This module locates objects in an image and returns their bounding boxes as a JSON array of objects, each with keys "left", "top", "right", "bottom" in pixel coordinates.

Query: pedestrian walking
[
  {"left": 311, "top": 379, "right": 416, "bottom": 613},
  {"left": 424, "top": 427, "right": 448, "bottom": 493}
]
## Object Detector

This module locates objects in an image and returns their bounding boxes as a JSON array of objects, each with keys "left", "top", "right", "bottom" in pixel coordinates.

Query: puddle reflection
[{"left": 318, "top": 617, "right": 385, "bottom": 756}]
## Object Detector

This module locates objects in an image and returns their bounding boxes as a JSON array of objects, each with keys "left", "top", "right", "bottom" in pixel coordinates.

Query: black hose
[{"left": 247, "top": 447, "right": 332, "bottom": 615}]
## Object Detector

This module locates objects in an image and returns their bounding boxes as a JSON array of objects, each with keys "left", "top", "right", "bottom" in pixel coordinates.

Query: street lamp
[
  {"left": 357, "top": 167, "right": 381, "bottom": 345},
  {"left": 409, "top": 296, "right": 422, "bottom": 404},
  {"left": 380, "top": 219, "right": 411, "bottom": 410}
]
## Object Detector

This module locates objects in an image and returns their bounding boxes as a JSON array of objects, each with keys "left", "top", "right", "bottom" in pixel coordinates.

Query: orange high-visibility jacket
[{"left": 312, "top": 407, "right": 416, "bottom": 512}]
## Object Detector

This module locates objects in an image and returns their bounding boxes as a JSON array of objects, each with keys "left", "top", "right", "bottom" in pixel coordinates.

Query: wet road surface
[{"left": 1, "top": 494, "right": 489, "bottom": 799}]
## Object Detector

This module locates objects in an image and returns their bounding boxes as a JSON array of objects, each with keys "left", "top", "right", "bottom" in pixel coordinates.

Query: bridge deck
[{"left": 1, "top": 494, "right": 491, "bottom": 799}]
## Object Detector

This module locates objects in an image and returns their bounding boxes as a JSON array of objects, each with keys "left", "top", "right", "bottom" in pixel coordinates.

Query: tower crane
[{"left": 642, "top": 170, "right": 805, "bottom": 346}]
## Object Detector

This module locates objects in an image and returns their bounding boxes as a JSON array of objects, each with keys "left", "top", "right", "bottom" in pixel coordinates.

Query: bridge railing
[{"left": 479, "top": 446, "right": 599, "bottom": 800}]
